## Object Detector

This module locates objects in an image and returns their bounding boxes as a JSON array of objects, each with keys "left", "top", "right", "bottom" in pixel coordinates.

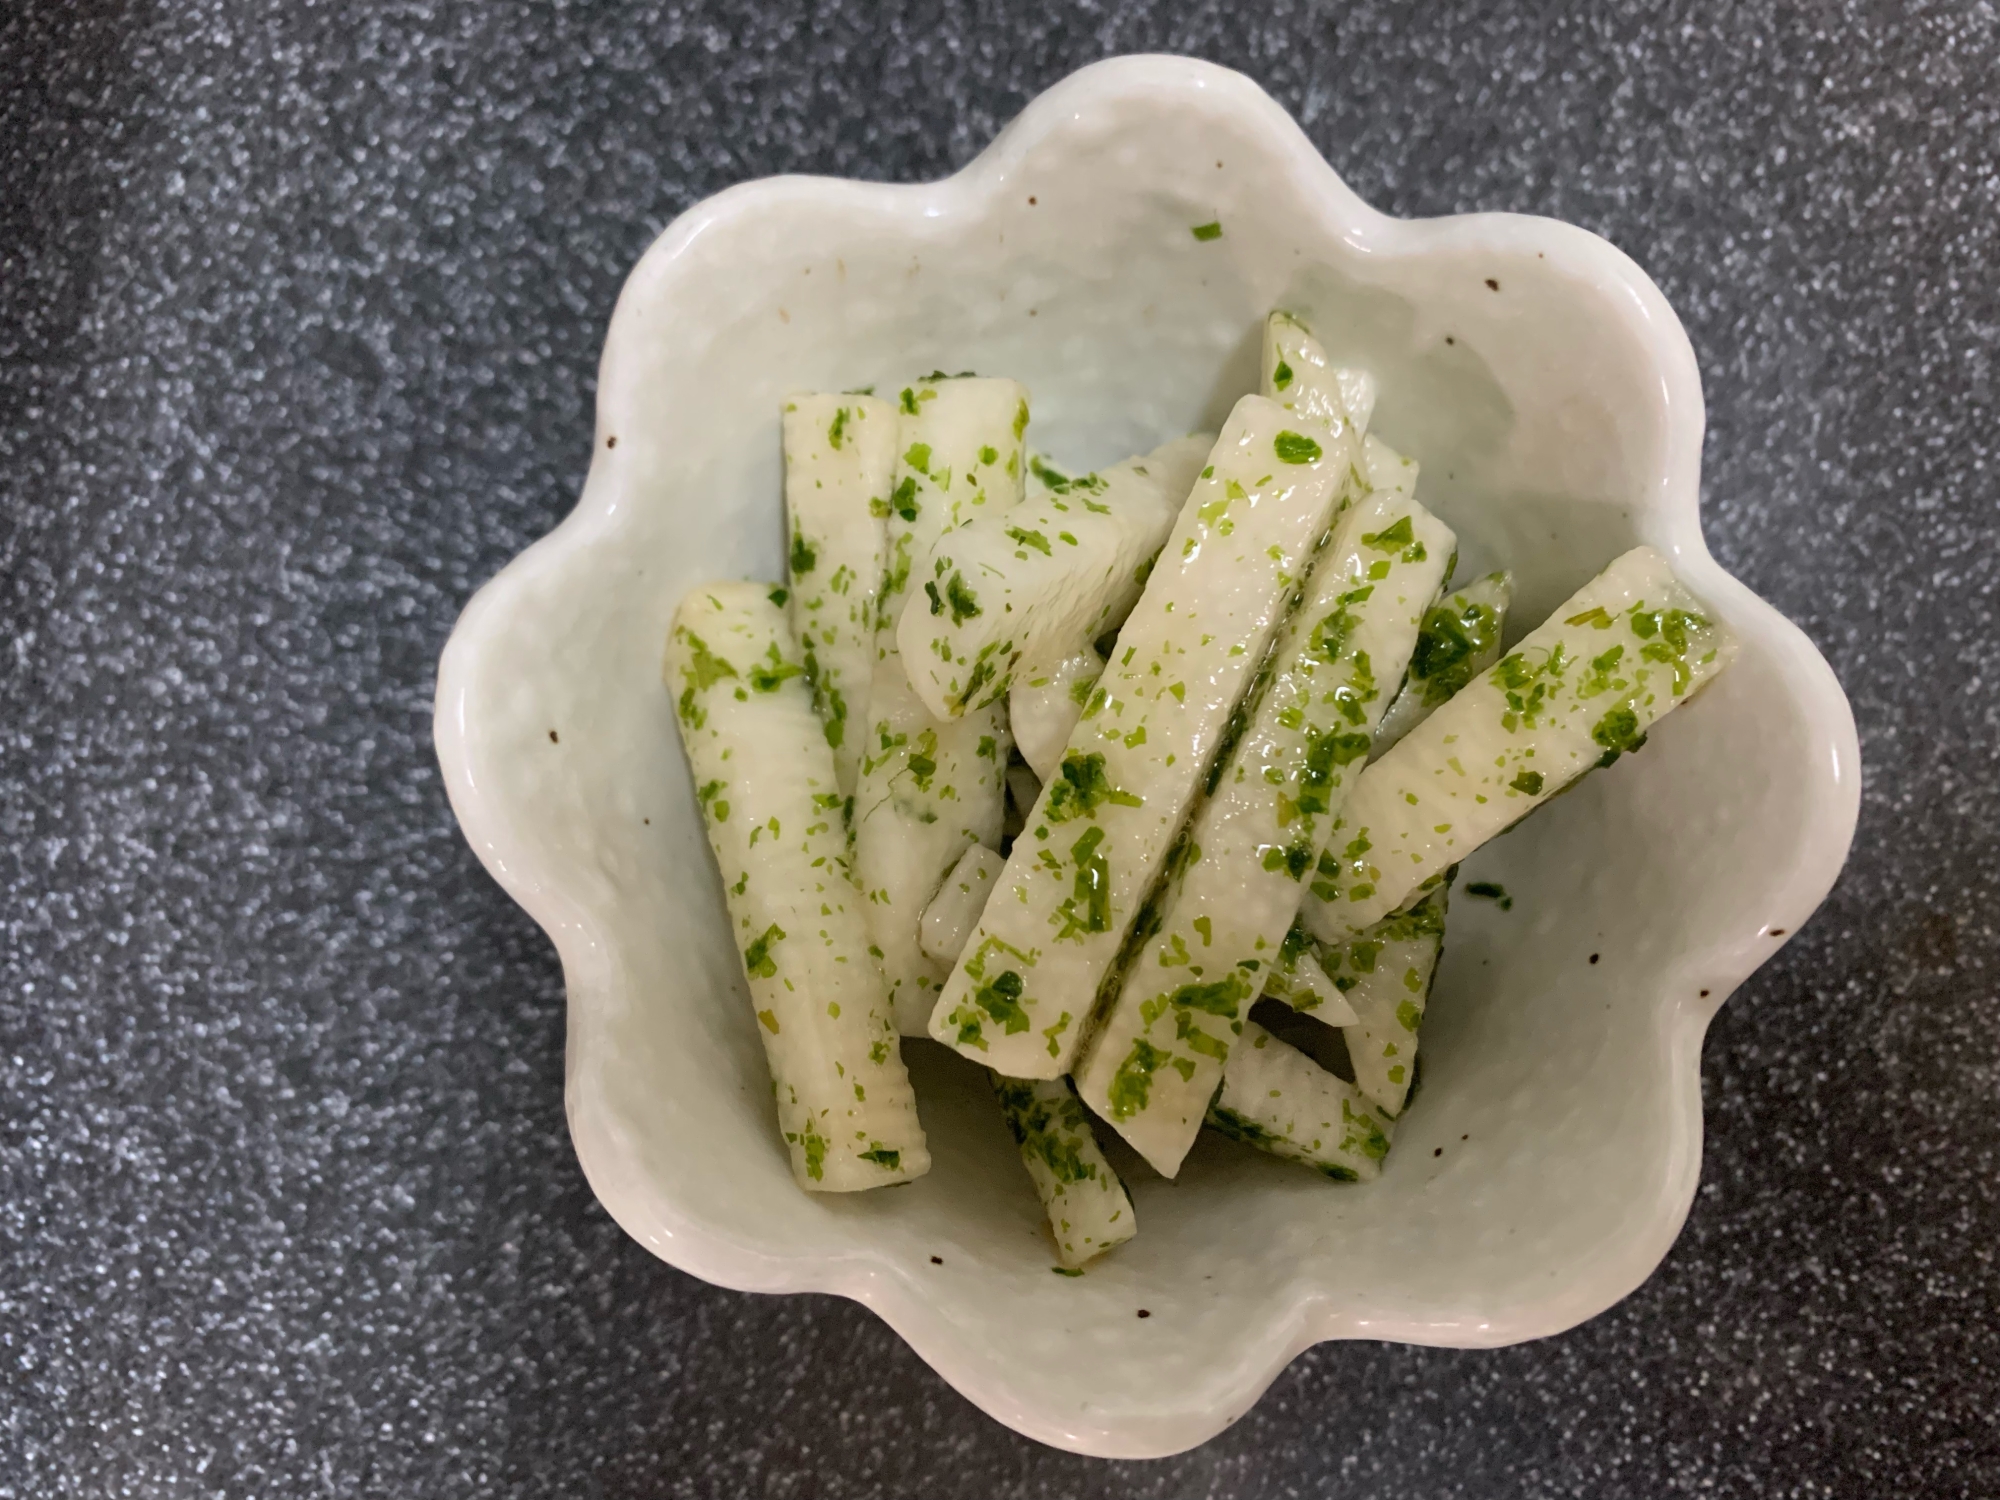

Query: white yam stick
[
  {"left": 992, "top": 1075, "right": 1137, "bottom": 1269},
  {"left": 853, "top": 376, "right": 1028, "bottom": 1033},
  {"left": 1302, "top": 545, "right": 1739, "bottom": 942},
  {"left": 783, "top": 393, "right": 897, "bottom": 794},
  {"left": 1208, "top": 1019, "right": 1393, "bottom": 1182},
  {"left": 925, "top": 395, "right": 1351, "bottom": 1078},
  {"left": 668, "top": 583, "right": 928, "bottom": 1191},
  {"left": 1010, "top": 646, "right": 1105, "bottom": 783},
  {"left": 897, "top": 434, "right": 1211, "bottom": 719},
  {"left": 1073, "top": 491, "right": 1453, "bottom": 1175}
]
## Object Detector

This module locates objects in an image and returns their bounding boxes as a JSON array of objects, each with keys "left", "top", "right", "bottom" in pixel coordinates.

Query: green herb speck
[{"left": 1273, "top": 430, "right": 1322, "bottom": 465}]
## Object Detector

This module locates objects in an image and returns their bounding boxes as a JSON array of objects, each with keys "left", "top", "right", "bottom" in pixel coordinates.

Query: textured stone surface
[{"left": 3, "top": 0, "right": 1996, "bottom": 1494}]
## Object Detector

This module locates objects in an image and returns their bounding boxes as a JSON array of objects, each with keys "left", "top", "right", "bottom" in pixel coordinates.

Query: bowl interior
[{"left": 438, "top": 59, "right": 1853, "bottom": 1456}]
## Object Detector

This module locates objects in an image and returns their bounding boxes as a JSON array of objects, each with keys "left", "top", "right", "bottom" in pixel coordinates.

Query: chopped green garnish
[
  {"left": 1272, "top": 430, "right": 1321, "bottom": 464},
  {"left": 1168, "top": 972, "right": 1251, "bottom": 1017},
  {"left": 748, "top": 641, "right": 804, "bottom": 694},
  {"left": 1044, "top": 751, "right": 1143, "bottom": 822},
  {"left": 743, "top": 923, "right": 786, "bottom": 979},
  {"left": 1190, "top": 221, "right": 1223, "bottom": 241},
  {"left": 1591, "top": 704, "right": 1647, "bottom": 766},
  {"left": 1362, "top": 516, "right": 1414, "bottom": 551},
  {"left": 1466, "top": 881, "right": 1512, "bottom": 910},
  {"left": 1412, "top": 597, "right": 1505, "bottom": 706},
  {"left": 1005, "top": 526, "right": 1052, "bottom": 556},
  {"left": 972, "top": 969, "right": 1030, "bottom": 1034},
  {"left": 799, "top": 1127, "right": 827, "bottom": 1181},
  {"left": 1107, "top": 1037, "right": 1173, "bottom": 1117},
  {"left": 1056, "top": 826, "right": 1112, "bottom": 939}
]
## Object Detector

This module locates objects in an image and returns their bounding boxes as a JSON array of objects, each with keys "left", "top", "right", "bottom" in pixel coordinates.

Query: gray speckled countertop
[{"left": 4, "top": 2, "right": 1996, "bottom": 1495}]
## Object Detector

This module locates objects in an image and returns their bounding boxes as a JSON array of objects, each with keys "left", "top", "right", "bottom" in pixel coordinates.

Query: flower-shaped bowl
[{"left": 433, "top": 55, "right": 1859, "bottom": 1457}]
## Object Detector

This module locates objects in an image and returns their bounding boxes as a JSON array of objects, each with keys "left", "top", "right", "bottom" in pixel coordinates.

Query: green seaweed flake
[
  {"left": 972, "top": 969, "right": 1031, "bottom": 1034},
  {"left": 1005, "top": 526, "right": 1052, "bottom": 556},
  {"left": 743, "top": 923, "right": 786, "bottom": 979},
  {"left": 748, "top": 641, "right": 804, "bottom": 694},
  {"left": 1044, "top": 752, "right": 1142, "bottom": 823},
  {"left": 1591, "top": 704, "right": 1648, "bottom": 767},
  {"left": 1413, "top": 598, "right": 1504, "bottom": 706},
  {"left": 1107, "top": 1037, "right": 1174, "bottom": 1118},
  {"left": 923, "top": 571, "right": 982, "bottom": 625},
  {"left": 1273, "top": 430, "right": 1322, "bottom": 464},
  {"left": 1055, "top": 826, "right": 1112, "bottom": 940}
]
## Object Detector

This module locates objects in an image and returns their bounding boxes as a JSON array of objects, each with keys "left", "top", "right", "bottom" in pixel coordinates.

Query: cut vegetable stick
[
  {"left": 1207, "top": 1020, "right": 1393, "bottom": 1182},
  {"left": 1263, "top": 310, "right": 1377, "bottom": 437},
  {"left": 1372, "top": 570, "right": 1513, "bottom": 753},
  {"left": 1010, "top": 646, "right": 1105, "bottom": 782},
  {"left": 1302, "top": 545, "right": 1741, "bottom": 941},
  {"left": 898, "top": 434, "right": 1212, "bottom": 719},
  {"left": 918, "top": 844, "right": 1005, "bottom": 965},
  {"left": 992, "top": 1075, "right": 1137, "bottom": 1268},
  {"left": 667, "top": 583, "right": 929, "bottom": 1192},
  {"left": 1073, "top": 491, "right": 1454, "bottom": 1176},
  {"left": 926, "top": 396, "right": 1350, "bottom": 1078},
  {"left": 783, "top": 393, "right": 898, "bottom": 794},
  {"left": 1360, "top": 435, "right": 1418, "bottom": 499},
  {"left": 911, "top": 847, "right": 1138, "bottom": 1268},
  {"left": 855, "top": 377, "right": 1028, "bottom": 1034},
  {"left": 1323, "top": 883, "right": 1449, "bottom": 1117},
  {"left": 1260, "top": 928, "right": 1360, "bottom": 1027}
]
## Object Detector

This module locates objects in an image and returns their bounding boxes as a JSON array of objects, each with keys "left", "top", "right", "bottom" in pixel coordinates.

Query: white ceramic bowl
[{"left": 434, "top": 55, "right": 1860, "bottom": 1458}]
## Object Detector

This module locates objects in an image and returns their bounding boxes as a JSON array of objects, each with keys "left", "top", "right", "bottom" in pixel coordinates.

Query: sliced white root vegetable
[
  {"left": 1010, "top": 647, "right": 1105, "bottom": 782},
  {"left": 1263, "top": 310, "right": 1378, "bottom": 437},
  {"left": 1303, "top": 545, "right": 1741, "bottom": 942},
  {"left": 1074, "top": 490, "right": 1453, "bottom": 1176},
  {"left": 898, "top": 434, "right": 1212, "bottom": 719},
  {"left": 783, "top": 393, "right": 898, "bottom": 794},
  {"left": 1322, "top": 882, "right": 1449, "bottom": 1118},
  {"left": 1372, "top": 570, "right": 1514, "bottom": 754},
  {"left": 992, "top": 1074, "right": 1137, "bottom": 1267},
  {"left": 926, "top": 396, "right": 1349, "bottom": 1078},
  {"left": 1260, "top": 930, "right": 1360, "bottom": 1027},
  {"left": 1360, "top": 434, "right": 1418, "bottom": 499},
  {"left": 907, "top": 848, "right": 1138, "bottom": 1267},
  {"left": 667, "top": 583, "right": 929, "bottom": 1192},
  {"left": 918, "top": 844, "right": 1006, "bottom": 966},
  {"left": 1207, "top": 1020, "right": 1393, "bottom": 1182},
  {"left": 855, "top": 377, "right": 1028, "bottom": 1034}
]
